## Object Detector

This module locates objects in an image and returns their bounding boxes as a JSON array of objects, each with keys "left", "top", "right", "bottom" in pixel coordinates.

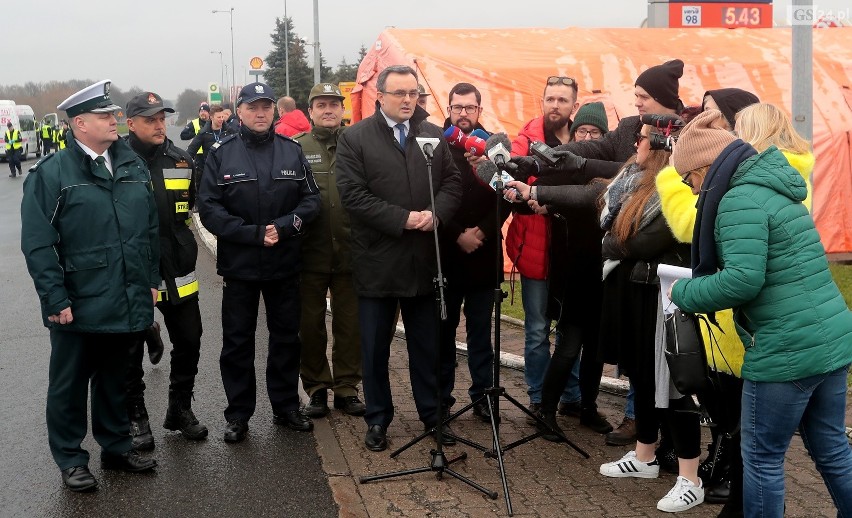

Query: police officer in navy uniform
[
  {"left": 20, "top": 80, "right": 159, "bottom": 492},
  {"left": 124, "top": 91, "right": 208, "bottom": 450},
  {"left": 198, "top": 82, "right": 321, "bottom": 443}
]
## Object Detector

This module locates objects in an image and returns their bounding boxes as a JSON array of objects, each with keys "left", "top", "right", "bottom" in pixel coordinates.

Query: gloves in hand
[
  {"left": 551, "top": 148, "right": 587, "bottom": 173},
  {"left": 509, "top": 156, "right": 542, "bottom": 179}
]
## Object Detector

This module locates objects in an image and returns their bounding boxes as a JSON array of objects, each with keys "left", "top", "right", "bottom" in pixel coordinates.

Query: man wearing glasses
[
  {"left": 336, "top": 65, "right": 461, "bottom": 452},
  {"left": 438, "top": 82, "right": 506, "bottom": 423},
  {"left": 506, "top": 75, "right": 597, "bottom": 430}
]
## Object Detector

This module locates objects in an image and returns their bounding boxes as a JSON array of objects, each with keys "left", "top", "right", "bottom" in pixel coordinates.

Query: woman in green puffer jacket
[{"left": 668, "top": 107, "right": 852, "bottom": 518}]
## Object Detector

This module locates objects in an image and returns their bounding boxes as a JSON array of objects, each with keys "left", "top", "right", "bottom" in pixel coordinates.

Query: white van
[{"left": 1, "top": 100, "right": 39, "bottom": 160}]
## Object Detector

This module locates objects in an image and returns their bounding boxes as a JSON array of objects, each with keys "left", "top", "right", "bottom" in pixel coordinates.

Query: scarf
[
  {"left": 691, "top": 140, "right": 757, "bottom": 277},
  {"left": 600, "top": 162, "right": 663, "bottom": 279}
]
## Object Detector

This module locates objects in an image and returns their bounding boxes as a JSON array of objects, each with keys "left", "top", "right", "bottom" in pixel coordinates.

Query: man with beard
[
  {"left": 198, "top": 82, "right": 321, "bottom": 443},
  {"left": 505, "top": 76, "right": 612, "bottom": 434},
  {"left": 439, "top": 82, "right": 503, "bottom": 422}
]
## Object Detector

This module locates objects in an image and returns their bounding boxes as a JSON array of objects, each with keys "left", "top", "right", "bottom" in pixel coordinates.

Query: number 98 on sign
[{"left": 682, "top": 6, "right": 702, "bottom": 26}]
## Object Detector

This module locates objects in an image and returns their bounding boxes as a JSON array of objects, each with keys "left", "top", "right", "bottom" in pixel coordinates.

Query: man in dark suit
[{"left": 336, "top": 65, "right": 462, "bottom": 452}]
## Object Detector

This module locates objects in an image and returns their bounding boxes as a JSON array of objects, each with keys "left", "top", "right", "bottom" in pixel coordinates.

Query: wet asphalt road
[{"left": 0, "top": 131, "right": 339, "bottom": 517}]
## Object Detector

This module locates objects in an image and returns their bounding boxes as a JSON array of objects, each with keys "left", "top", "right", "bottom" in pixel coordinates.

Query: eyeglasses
[
  {"left": 681, "top": 171, "right": 694, "bottom": 188},
  {"left": 546, "top": 76, "right": 577, "bottom": 87},
  {"left": 575, "top": 128, "right": 602, "bottom": 139},
  {"left": 449, "top": 104, "right": 480, "bottom": 114},
  {"left": 635, "top": 133, "right": 648, "bottom": 146},
  {"left": 381, "top": 90, "right": 420, "bottom": 99}
]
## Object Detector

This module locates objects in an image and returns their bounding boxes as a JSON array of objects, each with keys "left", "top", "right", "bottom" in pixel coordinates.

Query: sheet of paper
[{"left": 658, "top": 263, "right": 693, "bottom": 314}]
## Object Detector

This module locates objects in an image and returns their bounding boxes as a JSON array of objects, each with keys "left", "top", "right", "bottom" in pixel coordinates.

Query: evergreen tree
[{"left": 265, "top": 17, "right": 315, "bottom": 111}]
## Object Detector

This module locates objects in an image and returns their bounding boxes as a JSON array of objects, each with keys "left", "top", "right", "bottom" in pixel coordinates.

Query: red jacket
[
  {"left": 275, "top": 110, "right": 311, "bottom": 137},
  {"left": 505, "top": 116, "right": 550, "bottom": 280}
]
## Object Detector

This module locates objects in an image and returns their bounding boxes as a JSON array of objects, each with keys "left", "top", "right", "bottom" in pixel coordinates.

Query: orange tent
[{"left": 351, "top": 27, "right": 852, "bottom": 254}]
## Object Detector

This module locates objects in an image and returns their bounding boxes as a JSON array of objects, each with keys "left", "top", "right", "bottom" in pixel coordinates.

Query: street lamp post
[
  {"left": 210, "top": 50, "right": 225, "bottom": 95},
  {"left": 284, "top": 0, "right": 290, "bottom": 96},
  {"left": 212, "top": 8, "right": 236, "bottom": 105}
]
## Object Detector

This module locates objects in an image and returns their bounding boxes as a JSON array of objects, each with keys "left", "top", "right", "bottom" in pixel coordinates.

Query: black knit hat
[
  {"left": 702, "top": 88, "right": 760, "bottom": 129},
  {"left": 635, "top": 59, "right": 684, "bottom": 110}
]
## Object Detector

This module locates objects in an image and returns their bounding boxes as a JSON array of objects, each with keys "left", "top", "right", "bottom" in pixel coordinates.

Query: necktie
[
  {"left": 395, "top": 123, "right": 407, "bottom": 149},
  {"left": 94, "top": 156, "right": 111, "bottom": 177}
]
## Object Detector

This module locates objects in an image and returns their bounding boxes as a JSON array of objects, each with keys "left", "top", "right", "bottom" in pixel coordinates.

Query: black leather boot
[
  {"left": 128, "top": 400, "right": 154, "bottom": 451},
  {"left": 163, "top": 390, "right": 208, "bottom": 440},
  {"left": 699, "top": 429, "right": 731, "bottom": 489},
  {"left": 537, "top": 411, "right": 565, "bottom": 442}
]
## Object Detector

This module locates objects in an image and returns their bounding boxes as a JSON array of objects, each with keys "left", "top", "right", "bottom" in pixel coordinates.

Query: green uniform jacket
[
  {"left": 293, "top": 126, "right": 352, "bottom": 274},
  {"left": 21, "top": 134, "right": 160, "bottom": 333},
  {"left": 671, "top": 146, "right": 852, "bottom": 382}
]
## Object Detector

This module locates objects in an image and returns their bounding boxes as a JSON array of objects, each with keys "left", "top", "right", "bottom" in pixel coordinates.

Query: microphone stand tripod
[
  {"left": 359, "top": 144, "right": 498, "bottom": 501},
  {"left": 432, "top": 163, "right": 590, "bottom": 516}
]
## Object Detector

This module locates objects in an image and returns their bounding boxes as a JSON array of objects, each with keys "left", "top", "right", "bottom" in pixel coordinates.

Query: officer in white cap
[{"left": 21, "top": 79, "right": 160, "bottom": 492}]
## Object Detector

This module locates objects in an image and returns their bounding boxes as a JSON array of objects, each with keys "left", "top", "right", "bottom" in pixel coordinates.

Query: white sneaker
[
  {"left": 657, "top": 476, "right": 705, "bottom": 512},
  {"left": 599, "top": 450, "right": 660, "bottom": 478}
]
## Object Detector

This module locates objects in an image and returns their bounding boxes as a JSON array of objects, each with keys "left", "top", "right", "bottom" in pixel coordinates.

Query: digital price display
[{"left": 669, "top": 2, "right": 773, "bottom": 28}]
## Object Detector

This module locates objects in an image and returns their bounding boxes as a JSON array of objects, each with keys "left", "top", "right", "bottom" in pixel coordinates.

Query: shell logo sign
[{"left": 250, "top": 57, "right": 263, "bottom": 70}]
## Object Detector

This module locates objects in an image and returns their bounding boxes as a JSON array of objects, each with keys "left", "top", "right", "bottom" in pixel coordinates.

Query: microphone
[
  {"left": 470, "top": 128, "right": 490, "bottom": 141},
  {"left": 640, "top": 114, "right": 685, "bottom": 133},
  {"left": 442, "top": 126, "right": 486, "bottom": 156},
  {"left": 485, "top": 133, "right": 512, "bottom": 168},
  {"left": 415, "top": 137, "right": 440, "bottom": 160},
  {"left": 476, "top": 160, "right": 522, "bottom": 203}
]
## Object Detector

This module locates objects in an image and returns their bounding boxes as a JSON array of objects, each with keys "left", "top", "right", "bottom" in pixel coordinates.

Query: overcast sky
[{"left": 4, "top": 0, "right": 849, "bottom": 100}]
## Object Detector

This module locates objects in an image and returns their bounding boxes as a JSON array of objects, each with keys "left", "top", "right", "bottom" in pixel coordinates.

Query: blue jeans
[
  {"left": 521, "top": 276, "right": 550, "bottom": 403},
  {"left": 741, "top": 364, "right": 852, "bottom": 518},
  {"left": 625, "top": 381, "right": 635, "bottom": 420}
]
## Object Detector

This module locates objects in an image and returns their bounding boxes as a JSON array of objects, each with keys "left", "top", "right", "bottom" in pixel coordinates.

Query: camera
[{"left": 641, "top": 114, "right": 684, "bottom": 152}]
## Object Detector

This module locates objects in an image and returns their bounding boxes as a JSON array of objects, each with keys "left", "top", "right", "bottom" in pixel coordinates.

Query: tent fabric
[{"left": 352, "top": 27, "right": 852, "bottom": 255}]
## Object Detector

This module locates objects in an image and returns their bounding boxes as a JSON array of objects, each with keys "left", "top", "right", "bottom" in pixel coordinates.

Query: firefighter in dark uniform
[
  {"left": 293, "top": 83, "right": 365, "bottom": 419},
  {"left": 198, "top": 82, "right": 321, "bottom": 443},
  {"left": 124, "top": 92, "right": 208, "bottom": 450},
  {"left": 20, "top": 80, "right": 159, "bottom": 492}
]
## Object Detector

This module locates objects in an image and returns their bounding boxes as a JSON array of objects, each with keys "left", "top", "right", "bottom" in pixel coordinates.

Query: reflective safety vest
[
  {"left": 192, "top": 119, "right": 203, "bottom": 154},
  {"left": 4, "top": 129, "right": 22, "bottom": 151},
  {"left": 156, "top": 167, "right": 198, "bottom": 303},
  {"left": 55, "top": 128, "right": 66, "bottom": 150},
  {"left": 41, "top": 124, "right": 53, "bottom": 139}
]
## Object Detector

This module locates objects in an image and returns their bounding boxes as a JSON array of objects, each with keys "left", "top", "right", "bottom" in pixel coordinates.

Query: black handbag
[{"left": 664, "top": 309, "right": 710, "bottom": 395}]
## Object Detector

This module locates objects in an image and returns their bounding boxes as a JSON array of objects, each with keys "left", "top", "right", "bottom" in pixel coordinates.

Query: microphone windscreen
[
  {"left": 443, "top": 125, "right": 463, "bottom": 144},
  {"left": 470, "top": 129, "right": 490, "bottom": 141},
  {"left": 475, "top": 160, "right": 500, "bottom": 188},
  {"left": 484, "top": 132, "right": 512, "bottom": 155}
]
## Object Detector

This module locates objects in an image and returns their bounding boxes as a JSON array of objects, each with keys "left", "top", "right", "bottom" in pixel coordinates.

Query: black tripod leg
[
  {"left": 486, "top": 392, "right": 514, "bottom": 515},
  {"left": 501, "top": 392, "right": 590, "bottom": 458},
  {"left": 443, "top": 468, "right": 499, "bottom": 500}
]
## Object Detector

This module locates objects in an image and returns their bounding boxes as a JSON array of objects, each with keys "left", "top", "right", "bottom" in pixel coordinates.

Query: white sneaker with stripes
[
  {"left": 599, "top": 450, "right": 660, "bottom": 478},
  {"left": 657, "top": 476, "right": 705, "bottom": 512}
]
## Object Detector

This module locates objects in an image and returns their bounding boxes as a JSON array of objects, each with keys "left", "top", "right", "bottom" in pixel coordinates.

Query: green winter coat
[
  {"left": 293, "top": 126, "right": 352, "bottom": 274},
  {"left": 671, "top": 146, "right": 852, "bottom": 382},
  {"left": 21, "top": 134, "right": 160, "bottom": 333}
]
